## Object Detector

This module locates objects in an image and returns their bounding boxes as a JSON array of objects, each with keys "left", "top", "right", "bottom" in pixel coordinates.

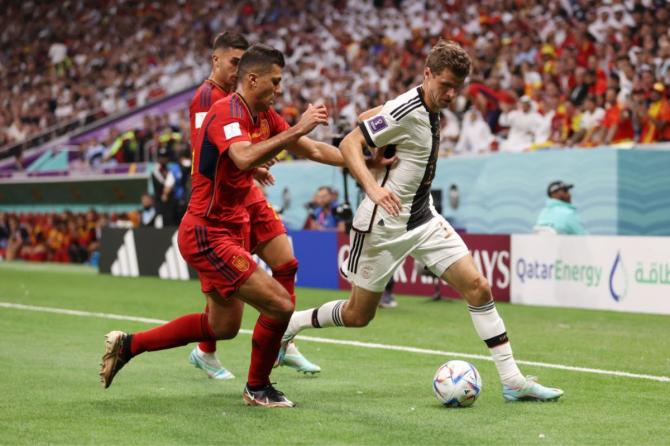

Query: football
[{"left": 432, "top": 360, "right": 482, "bottom": 407}]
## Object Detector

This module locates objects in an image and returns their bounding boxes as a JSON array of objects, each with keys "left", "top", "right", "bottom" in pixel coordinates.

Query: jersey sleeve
[
  {"left": 190, "top": 87, "right": 209, "bottom": 131},
  {"left": 358, "top": 103, "right": 409, "bottom": 148},
  {"left": 205, "top": 111, "right": 252, "bottom": 155}
]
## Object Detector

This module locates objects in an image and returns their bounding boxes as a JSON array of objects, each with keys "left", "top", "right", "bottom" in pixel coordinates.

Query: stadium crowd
[
  {"left": 3, "top": 0, "right": 670, "bottom": 157},
  {"left": 0, "top": 210, "right": 112, "bottom": 263}
]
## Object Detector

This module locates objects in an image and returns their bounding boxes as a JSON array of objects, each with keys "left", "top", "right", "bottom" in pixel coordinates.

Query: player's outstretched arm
[
  {"left": 286, "top": 137, "right": 345, "bottom": 167},
  {"left": 228, "top": 104, "right": 328, "bottom": 170},
  {"left": 340, "top": 127, "right": 401, "bottom": 216}
]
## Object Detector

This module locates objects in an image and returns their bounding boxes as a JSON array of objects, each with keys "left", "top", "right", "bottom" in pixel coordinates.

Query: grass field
[{"left": 1, "top": 261, "right": 669, "bottom": 445}]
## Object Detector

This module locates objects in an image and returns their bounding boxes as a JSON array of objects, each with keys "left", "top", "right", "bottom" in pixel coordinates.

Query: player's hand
[
  {"left": 253, "top": 167, "right": 275, "bottom": 187},
  {"left": 294, "top": 103, "right": 329, "bottom": 136},
  {"left": 260, "top": 158, "right": 278, "bottom": 169},
  {"left": 367, "top": 184, "right": 401, "bottom": 217},
  {"left": 366, "top": 146, "right": 398, "bottom": 170}
]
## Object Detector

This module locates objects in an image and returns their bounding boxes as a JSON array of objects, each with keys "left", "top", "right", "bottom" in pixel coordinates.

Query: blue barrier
[{"left": 288, "top": 229, "right": 339, "bottom": 289}]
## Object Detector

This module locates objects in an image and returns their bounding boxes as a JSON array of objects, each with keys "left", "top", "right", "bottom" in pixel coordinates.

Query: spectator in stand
[
  {"left": 438, "top": 108, "right": 460, "bottom": 156},
  {"left": 639, "top": 83, "right": 670, "bottom": 143},
  {"left": 104, "top": 128, "right": 138, "bottom": 163},
  {"left": 568, "top": 67, "right": 591, "bottom": 106},
  {"left": 575, "top": 96, "right": 606, "bottom": 146},
  {"left": 499, "top": 96, "right": 544, "bottom": 152},
  {"left": 454, "top": 109, "right": 494, "bottom": 155},
  {"left": 594, "top": 87, "right": 635, "bottom": 146},
  {"left": 4, "top": 216, "right": 28, "bottom": 261},
  {"left": 535, "top": 181, "right": 587, "bottom": 235}
]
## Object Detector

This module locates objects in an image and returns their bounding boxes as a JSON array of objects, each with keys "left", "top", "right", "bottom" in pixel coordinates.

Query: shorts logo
[
  {"left": 368, "top": 116, "right": 388, "bottom": 134},
  {"left": 361, "top": 264, "right": 373, "bottom": 279},
  {"left": 231, "top": 255, "right": 250, "bottom": 272}
]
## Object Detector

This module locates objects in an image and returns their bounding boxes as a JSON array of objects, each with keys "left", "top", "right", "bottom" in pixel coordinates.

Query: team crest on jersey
[
  {"left": 251, "top": 119, "right": 270, "bottom": 140},
  {"left": 368, "top": 116, "right": 388, "bottom": 134},
  {"left": 232, "top": 255, "right": 250, "bottom": 272}
]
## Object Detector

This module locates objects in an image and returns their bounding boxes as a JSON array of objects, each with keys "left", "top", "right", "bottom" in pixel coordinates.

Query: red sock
[
  {"left": 198, "top": 304, "right": 217, "bottom": 353},
  {"left": 247, "top": 315, "right": 289, "bottom": 387},
  {"left": 272, "top": 259, "right": 298, "bottom": 305},
  {"left": 130, "top": 313, "right": 216, "bottom": 356}
]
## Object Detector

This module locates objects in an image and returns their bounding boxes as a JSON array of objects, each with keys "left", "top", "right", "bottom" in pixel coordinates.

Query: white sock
[
  {"left": 468, "top": 300, "right": 525, "bottom": 388},
  {"left": 285, "top": 300, "right": 346, "bottom": 339}
]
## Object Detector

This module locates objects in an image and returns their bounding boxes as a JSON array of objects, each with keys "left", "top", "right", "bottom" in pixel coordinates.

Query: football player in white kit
[{"left": 281, "top": 40, "right": 563, "bottom": 402}]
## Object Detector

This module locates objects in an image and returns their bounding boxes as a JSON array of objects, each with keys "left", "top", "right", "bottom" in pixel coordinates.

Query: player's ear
[
  {"left": 424, "top": 66, "right": 432, "bottom": 79},
  {"left": 249, "top": 72, "right": 258, "bottom": 88}
]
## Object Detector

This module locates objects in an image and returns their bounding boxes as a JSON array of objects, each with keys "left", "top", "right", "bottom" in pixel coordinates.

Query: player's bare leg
[
  {"left": 256, "top": 234, "right": 321, "bottom": 374},
  {"left": 233, "top": 266, "right": 296, "bottom": 408},
  {"left": 442, "top": 255, "right": 563, "bottom": 401},
  {"left": 189, "top": 293, "right": 243, "bottom": 380},
  {"left": 281, "top": 285, "right": 383, "bottom": 347}
]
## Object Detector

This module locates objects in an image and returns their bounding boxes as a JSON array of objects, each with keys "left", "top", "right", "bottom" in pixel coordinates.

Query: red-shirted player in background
[
  {"left": 187, "top": 32, "right": 320, "bottom": 381},
  {"left": 100, "top": 44, "right": 353, "bottom": 407}
]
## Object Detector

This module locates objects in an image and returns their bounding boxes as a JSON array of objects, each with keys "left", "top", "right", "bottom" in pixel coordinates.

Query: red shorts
[
  {"left": 247, "top": 199, "right": 286, "bottom": 253},
  {"left": 178, "top": 213, "right": 257, "bottom": 298}
]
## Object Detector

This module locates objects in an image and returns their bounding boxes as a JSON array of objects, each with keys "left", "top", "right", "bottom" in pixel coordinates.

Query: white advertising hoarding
[{"left": 511, "top": 235, "right": 670, "bottom": 315}]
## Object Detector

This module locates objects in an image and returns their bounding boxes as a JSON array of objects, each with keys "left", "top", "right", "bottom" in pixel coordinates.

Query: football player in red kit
[
  {"left": 187, "top": 32, "right": 320, "bottom": 380},
  {"left": 101, "top": 44, "right": 350, "bottom": 407}
]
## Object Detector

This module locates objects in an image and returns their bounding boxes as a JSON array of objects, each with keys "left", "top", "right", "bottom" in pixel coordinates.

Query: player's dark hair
[
  {"left": 425, "top": 40, "right": 472, "bottom": 79},
  {"left": 237, "top": 43, "right": 285, "bottom": 77},
  {"left": 212, "top": 31, "right": 249, "bottom": 51}
]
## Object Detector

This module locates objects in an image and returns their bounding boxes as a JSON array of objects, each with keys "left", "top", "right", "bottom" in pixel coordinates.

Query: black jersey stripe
[
  {"left": 358, "top": 122, "right": 376, "bottom": 148},
  {"left": 395, "top": 102, "right": 422, "bottom": 121},
  {"left": 351, "top": 233, "right": 365, "bottom": 274},
  {"left": 348, "top": 232, "right": 361, "bottom": 273},
  {"left": 390, "top": 96, "right": 420, "bottom": 118}
]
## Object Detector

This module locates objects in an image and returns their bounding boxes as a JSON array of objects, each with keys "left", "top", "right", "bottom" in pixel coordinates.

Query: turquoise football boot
[{"left": 503, "top": 376, "right": 564, "bottom": 401}]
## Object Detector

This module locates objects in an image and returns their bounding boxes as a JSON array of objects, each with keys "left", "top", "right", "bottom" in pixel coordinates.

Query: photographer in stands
[{"left": 304, "top": 186, "right": 347, "bottom": 232}]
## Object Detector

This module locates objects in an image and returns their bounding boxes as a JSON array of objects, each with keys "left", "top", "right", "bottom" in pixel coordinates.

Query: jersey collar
[
  {"left": 206, "top": 78, "right": 229, "bottom": 94},
  {"left": 416, "top": 86, "right": 432, "bottom": 114},
  {"left": 232, "top": 92, "right": 257, "bottom": 123}
]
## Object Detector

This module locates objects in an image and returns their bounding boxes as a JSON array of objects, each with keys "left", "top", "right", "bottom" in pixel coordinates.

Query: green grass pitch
[{"left": 0, "top": 262, "right": 669, "bottom": 445}]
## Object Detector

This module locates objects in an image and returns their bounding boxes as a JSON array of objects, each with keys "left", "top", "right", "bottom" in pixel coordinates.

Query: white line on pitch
[{"left": 1, "top": 301, "right": 668, "bottom": 383}]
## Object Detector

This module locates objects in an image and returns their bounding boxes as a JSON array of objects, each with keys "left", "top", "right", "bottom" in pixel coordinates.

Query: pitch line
[{"left": 1, "top": 301, "right": 668, "bottom": 384}]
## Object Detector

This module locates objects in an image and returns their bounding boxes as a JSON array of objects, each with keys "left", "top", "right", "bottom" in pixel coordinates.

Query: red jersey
[
  {"left": 189, "top": 79, "right": 229, "bottom": 150},
  {"left": 189, "top": 79, "right": 266, "bottom": 206},
  {"left": 188, "top": 93, "right": 290, "bottom": 225}
]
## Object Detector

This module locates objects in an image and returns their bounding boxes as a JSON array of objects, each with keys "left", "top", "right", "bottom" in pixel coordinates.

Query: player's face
[
  {"left": 254, "top": 64, "right": 283, "bottom": 111},
  {"left": 212, "top": 47, "right": 245, "bottom": 87},
  {"left": 425, "top": 67, "right": 465, "bottom": 111}
]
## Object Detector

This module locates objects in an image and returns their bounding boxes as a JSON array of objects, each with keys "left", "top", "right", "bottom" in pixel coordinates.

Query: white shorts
[{"left": 341, "top": 215, "right": 469, "bottom": 292}]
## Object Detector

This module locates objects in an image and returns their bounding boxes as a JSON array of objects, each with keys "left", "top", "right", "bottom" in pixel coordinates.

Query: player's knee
[
  {"left": 466, "top": 275, "right": 492, "bottom": 306},
  {"left": 211, "top": 324, "right": 240, "bottom": 340},
  {"left": 269, "top": 285, "right": 294, "bottom": 321},
  {"left": 207, "top": 315, "right": 241, "bottom": 340}
]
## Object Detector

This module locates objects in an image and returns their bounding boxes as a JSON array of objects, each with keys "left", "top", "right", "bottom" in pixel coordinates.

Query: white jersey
[{"left": 356, "top": 86, "right": 440, "bottom": 233}]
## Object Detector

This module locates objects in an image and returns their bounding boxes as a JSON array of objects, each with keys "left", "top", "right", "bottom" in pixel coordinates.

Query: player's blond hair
[{"left": 425, "top": 40, "right": 471, "bottom": 79}]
